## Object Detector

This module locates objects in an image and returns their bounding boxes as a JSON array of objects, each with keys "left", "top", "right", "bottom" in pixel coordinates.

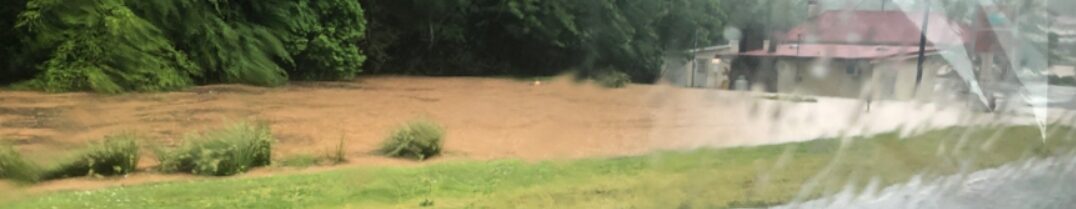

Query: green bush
[
  {"left": 158, "top": 122, "right": 274, "bottom": 176},
  {"left": 15, "top": 0, "right": 198, "bottom": 93},
  {"left": 40, "top": 135, "right": 139, "bottom": 180},
  {"left": 0, "top": 144, "right": 40, "bottom": 182},
  {"left": 379, "top": 120, "right": 445, "bottom": 160},
  {"left": 593, "top": 71, "right": 631, "bottom": 88}
]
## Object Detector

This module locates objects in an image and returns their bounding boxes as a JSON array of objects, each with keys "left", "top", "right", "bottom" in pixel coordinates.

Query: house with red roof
[{"left": 727, "top": 9, "right": 972, "bottom": 100}]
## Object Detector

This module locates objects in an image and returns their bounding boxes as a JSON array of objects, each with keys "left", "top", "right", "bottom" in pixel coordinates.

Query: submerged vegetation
[
  {"left": 2, "top": 125, "right": 1072, "bottom": 208},
  {"left": 39, "top": 135, "right": 140, "bottom": 180},
  {"left": 0, "top": 144, "right": 39, "bottom": 183},
  {"left": 0, "top": 135, "right": 139, "bottom": 183},
  {"left": 0, "top": 122, "right": 273, "bottom": 183},
  {"left": 157, "top": 122, "right": 274, "bottom": 176},
  {"left": 358, "top": 0, "right": 728, "bottom": 83},
  {"left": 380, "top": 120, "right": 445, "bottom": 160}
]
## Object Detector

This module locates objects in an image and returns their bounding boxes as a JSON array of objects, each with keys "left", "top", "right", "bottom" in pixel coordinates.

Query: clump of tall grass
[
  {"left": 0, "top": 144, "right": 41, "bottom": 182},
  {"left": 40, "top": 135, "right": 140, "bottom": 180},
  {"left": 379, "top": 120, "right": 444, "bottom": 160},
  {"left": 158, "top": 122, "right": 274, "bottom": 176},
  {"left": 278, "top": 136, "right": 347, "bottom": 168},
  {"left": 328, "top": 135, "right": 348, "bottom": 164},
  {"left": 593, "top": 70, "right": 631, "bottom": 88}
]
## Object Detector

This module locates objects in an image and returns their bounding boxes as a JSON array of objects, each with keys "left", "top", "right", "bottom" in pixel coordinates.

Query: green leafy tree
[
  {"left": 16, "top": 0, "right": 197, "bottom": 93},
  {"left": 2, "top": 0, "right": 367, "bottom": 92},
  {"left": 360, "top": 0, "right": 728, "bottom": 83},
  {"left": 286, "top": 1, "right": 367, "bottom": 80}
]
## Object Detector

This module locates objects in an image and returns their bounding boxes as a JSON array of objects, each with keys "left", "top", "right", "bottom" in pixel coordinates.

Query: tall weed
[
  {"left": 0, "top": 144, "right": 40, "bottom": 182},
  {"left": 158, "top": 122, "right": 274, "bottom": 176},
  {"left": 40, "top": 135, "right": 139, "bottom": 180}
]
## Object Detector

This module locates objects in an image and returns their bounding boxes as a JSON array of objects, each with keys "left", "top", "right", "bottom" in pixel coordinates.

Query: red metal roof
[
  {"left": 783, "top": 11, "right": 972, "bottom": 46},
  {"left": 740, "top": 44, "right": 936, "bottom": 59}
]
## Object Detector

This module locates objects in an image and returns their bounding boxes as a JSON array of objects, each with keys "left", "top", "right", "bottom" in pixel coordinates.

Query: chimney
[{"left": 762, "top": 40, "right": 771, "bottom": 53}]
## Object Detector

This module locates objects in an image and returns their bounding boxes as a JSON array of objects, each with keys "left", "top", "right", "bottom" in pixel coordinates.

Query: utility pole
[{"left": 914, "top": 1, "right": 931, "bottom": 90}]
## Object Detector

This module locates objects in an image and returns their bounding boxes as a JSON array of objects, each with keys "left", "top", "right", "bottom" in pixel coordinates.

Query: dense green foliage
[
  {"left": 157, "top": 122, "right": 274, "bottom": 176},
  {"left": 0, "top": 0, "right": 366, "bottom": 92},
  {"left": 3, "top": 125, "right": 1073, "bottom": 208},
  {"left": 594, "top": 70, "right": 631, "bottom": 88},
  {"left": 360, "top": 0, "right": 728, "bottom": 82},
  {"left": 380, "top": 120, "right": 445, "bottom": 160},
  {"left": 14, "top": 0, "right": 198, "bottom": 93},
  {"left": 0, "top": 0, "right": 793, "bottom": 91},
  {"left": 39, "top": 135, "right": 140, "bottom": 180}
]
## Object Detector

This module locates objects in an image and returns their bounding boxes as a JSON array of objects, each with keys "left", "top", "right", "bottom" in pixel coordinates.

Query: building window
[
  {"left": 846, "top": 61, "right": 862, "bottom": 78},
  {"left": 846, "top": 62, "right": 856, "bottom": 75}
]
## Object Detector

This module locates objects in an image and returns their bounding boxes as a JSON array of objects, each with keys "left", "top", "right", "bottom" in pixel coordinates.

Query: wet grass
[
  {"left": 2, "top": 125, "right": 1074, "bottom": 209},
  {"left": 277, "top": 154, "right": 321, "bottom": 168}
]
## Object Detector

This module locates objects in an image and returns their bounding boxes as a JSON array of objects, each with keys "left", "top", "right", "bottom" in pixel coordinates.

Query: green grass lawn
[{"left": 3, "top": 125, "right": 1074, "bottom": 209}]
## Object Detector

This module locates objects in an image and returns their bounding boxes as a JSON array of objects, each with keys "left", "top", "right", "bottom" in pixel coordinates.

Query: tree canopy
[
  {"left": 1, "top": 0, "right": 367, "bottom": 93},
  {"left": 1, "top": 0, "right": 749, "bottom": 92},
  {"left": 360, "top": 0, "right": 729, "bottom": 83}
]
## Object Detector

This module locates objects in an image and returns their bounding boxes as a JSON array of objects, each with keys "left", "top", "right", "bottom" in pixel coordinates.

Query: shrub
[
  {"left": 593, "top": 71, "right": 631, "bottom": 88},
  {"left": 0, "top": 144, "right": 40, "bottom": 182},
  {"left": 379, "top": 120, "right": 445, "bottom": 160},
  {"left": 158, "top": 122, "right": 274, "bottom": 176},
  {"left": 40, "top": 135, "right": 139, "bottom": 180}
]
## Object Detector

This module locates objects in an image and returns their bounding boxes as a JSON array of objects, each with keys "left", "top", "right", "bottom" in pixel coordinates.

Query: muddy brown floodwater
[
  {"left": 0, "top": 76, "right": 993, "bottom": 192},
  {"left": 2, "top": 76, "right": 676, "bottom": 164}
]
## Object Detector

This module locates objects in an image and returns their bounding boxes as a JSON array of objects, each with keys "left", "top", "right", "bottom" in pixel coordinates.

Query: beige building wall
[
  {"left": 775, "top": 59, "right": 868, "bottom": 98},
  {"left": 874, "top": 58, "right": 947, "bottom": 100},
  {"left": 773, "top": 57, "right": 947, "bottom": 100}
]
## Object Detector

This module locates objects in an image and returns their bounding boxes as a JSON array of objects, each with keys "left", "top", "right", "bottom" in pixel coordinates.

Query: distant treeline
[
  {"left": 358, "top": 0, "right": 733, "bottom": 83},
  {"left": 0, "top": 0, "right": 779, "bottom": 93}
]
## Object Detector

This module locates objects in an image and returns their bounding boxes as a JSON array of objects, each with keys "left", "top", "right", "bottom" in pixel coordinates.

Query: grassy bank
[{"left": 3, "top": 125, "right": 1074, "bottom": 209}]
